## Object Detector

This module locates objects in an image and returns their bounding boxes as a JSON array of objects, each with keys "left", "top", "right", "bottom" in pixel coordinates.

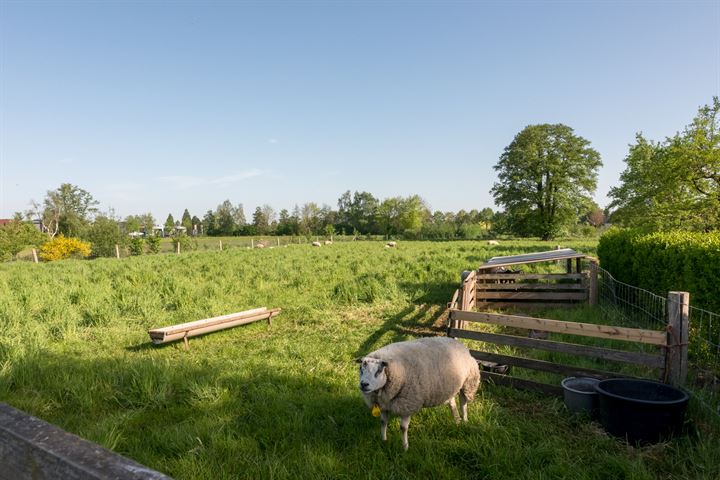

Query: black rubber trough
[{"left": 596, "top": 379, "right": 689, "bottom": 444}]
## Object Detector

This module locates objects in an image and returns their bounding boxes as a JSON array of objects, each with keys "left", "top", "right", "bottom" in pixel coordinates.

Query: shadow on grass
[
  {"left": 354, "top": 303, "right": 447, "bottom": 357},
  {"left": 2, "top": 351, "right": 404, "bottom": 478}
]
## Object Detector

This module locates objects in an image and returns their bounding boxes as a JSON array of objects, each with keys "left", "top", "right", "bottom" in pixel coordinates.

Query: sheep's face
[{"left": 357, "top": 357, "right": 388, "bottom": 393}]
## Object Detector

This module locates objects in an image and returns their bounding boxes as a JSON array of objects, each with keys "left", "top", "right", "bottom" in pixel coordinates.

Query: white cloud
[{"left": 158, "top": 169, "right": 263, "bottom": 190}]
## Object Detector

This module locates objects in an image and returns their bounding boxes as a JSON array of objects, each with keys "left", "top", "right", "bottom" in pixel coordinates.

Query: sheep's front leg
[
  {"left": 448, "top": 396, "right": 461, "bottom": 424},
  {"left": 459, "top": 391, "right": 469, "bottom": 422},
  {"left": 400, "top": 415, "right": 411, "bottom": 451},
  {"left": 380, "top": 410, "right": 389, "bottom": 442}
]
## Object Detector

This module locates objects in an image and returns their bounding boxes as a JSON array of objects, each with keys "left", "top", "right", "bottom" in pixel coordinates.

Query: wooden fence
[{"left": 447, "top": 284, "right": 689, "bottom": 393}]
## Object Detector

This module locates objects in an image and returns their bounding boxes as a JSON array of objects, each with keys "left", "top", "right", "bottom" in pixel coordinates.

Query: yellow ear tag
[{"left": 372, "top": 404, "right": 381, "bottom": 417}]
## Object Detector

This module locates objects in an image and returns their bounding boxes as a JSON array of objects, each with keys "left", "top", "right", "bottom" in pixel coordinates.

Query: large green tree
[
  {"left": 609, "top": 98, "right": 720, "bottom": 231},
  {"left": 491, "top": 124, "right": 601, "bottom": 240},
  {"left": 30, "top": 183, "right": 98, "bottom": 238}
]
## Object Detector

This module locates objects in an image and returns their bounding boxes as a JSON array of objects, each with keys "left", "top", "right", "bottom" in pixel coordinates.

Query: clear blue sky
[{"left": 1, "top": 1, "right": 718, "bottom": 223}]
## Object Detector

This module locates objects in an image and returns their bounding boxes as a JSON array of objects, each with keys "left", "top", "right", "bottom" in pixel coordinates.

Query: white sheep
[
  {"left": 386, "top": 241, "right": 397, "bottom": 247},
  {"left": 356, "top": 336, "right": 480, "bottom": 450},
  {"left": 487, "top": 240, "right": 499, "bottom": 245},
  {"left": 311, "top": 241, "right": 322, "bottom": 247},
  {"left": 324, "top": 240, "right": 333, "bottom": 245}
]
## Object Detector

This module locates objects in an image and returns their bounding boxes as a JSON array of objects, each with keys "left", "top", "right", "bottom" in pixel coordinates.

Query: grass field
[{"left": 1, "top": 240, "right": 718, "bottom": 479}]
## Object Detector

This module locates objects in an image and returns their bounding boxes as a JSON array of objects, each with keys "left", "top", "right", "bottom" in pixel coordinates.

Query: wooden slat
[
  {"left": 450, "top": 310, "right": 666, "bottom": 346},
  {"left": 475, "top": 302, "right": 583, "bottom": 310},
  {"left": 447, "top": 289, "right": 460, "bottom": 309},
  {"left": 476, "top": 283, "right": 587, "bottom": 290},
  {"left": 470, "top": 350, "right": 646, "bottom": 380},
  {"left": 477, "top": 273, "right": 586, "bottom": 280},
  {"left": 449, "top": 329, "right": 665, "bottom": 368},
  {"left": 476, "top": 291, "right": 588, "bottom": 301},
  {"left": 481, "top": 371, "right": 563, "bottom": 396}
]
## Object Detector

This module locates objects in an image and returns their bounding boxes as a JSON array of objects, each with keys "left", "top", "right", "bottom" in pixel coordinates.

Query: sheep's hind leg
[
  {"left": 400, "top": 415, "right": 411, "bottom": 451},
  {"left": 459, "top": 390, "right": 468, "bottom": 422},
  {"left": 448, "top": 396, "right": 461, "bottom": 424},
  {"left": 380, "top": 410, "right": 389, "bottom": 442}
]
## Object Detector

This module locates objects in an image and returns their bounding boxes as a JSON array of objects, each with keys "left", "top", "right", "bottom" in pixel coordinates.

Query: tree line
[{"left": 3, "top": 96, "right": 716, "bottom": 260}]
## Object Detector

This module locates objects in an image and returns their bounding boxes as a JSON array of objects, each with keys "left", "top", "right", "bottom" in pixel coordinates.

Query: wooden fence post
[
  {"left": 219, "top": 240, "right": 223, "bottom": 251},
  {"left": 589, "top": 260, "right": 598, "bottom": 306},
  {"left": 115, "top": 244, "right": 120, "bottom": 259},
  {"left": 277, "top": 237, "right": 280, "bottom": 247},
  {"left": 32, "top": 249, "right": 39, "bottom": 263},
  {"left": 251, "top": 239, "right": 254, "bottom": 249},
  {"left": 176, "top": 242, "right": 180, "bottom": 254},
  {"left": 665, "top": 291, "right": 689, "bottom": 386}
]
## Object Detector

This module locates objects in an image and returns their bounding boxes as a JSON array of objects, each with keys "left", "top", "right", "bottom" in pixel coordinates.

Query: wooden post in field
[
  {"left": 277, "top": 237, "right": 280, "bottom": 247},
  {"left": 665, "top": 291, "right": 689, "bottom": 386},
  {"left": 251, "top": 239, "right": 254, "bottom": 249},
  {"left": 219, "top": 240, "right": 223, "bottom": 251},
  {"left": 32, "top": 249, "right": 39, "bottom": 263},
  {"left": 589, "top": 260, "right": 598, "bottom": 306},
  {"left": 176, "top": 242, "right": 180, "bottom": 254},
  {"left": 115, "top": 244, "right": 120, "bottom": 259}
]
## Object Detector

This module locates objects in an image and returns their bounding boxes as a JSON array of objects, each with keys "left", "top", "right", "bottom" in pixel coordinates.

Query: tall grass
[{"left": 1, "top": 240, "right": 717, "bottom": 479}]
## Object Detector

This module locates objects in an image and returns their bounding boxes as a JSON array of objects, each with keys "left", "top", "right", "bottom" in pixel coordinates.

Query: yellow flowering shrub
[{"left": 39, "top": 235, "right": 92, "bottom": 261}]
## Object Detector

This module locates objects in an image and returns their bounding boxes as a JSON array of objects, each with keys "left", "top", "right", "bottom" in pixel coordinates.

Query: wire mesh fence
[
  {"left": 688, "top": 304, "right": 720, "bottom": 419},
  {"left": 597, "top": 266, "right": 667, "bottom": 330},
  {"left": 598, "top": 265, "right": 720, "bottom": 420}
]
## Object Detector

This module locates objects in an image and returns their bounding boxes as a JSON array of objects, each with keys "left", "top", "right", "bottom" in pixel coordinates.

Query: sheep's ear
[
  {"left": 353, "top": 357, "right": 363, "bottom": 364},
  {"left": 380, "top": 360, "right": 388, "bottom": 369}
]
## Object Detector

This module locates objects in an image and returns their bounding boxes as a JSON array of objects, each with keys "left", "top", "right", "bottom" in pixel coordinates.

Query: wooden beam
[
  {"left": 0, "top": 403, "right": 171, "bottom": 480},
  {"left": 450, "top": 310, "right": 666, "bottom": 346},
  {"left": 476, "top": 283, "right": 587, "bottom": 290},
  {"left": 148, "top": 307, "right": 281, "bottom": 344},
  {"left": 475, "top": 302, "right": 583, "bottom": 310},
  {"left": 477, "top": 273, "right": 586, "bottom": 280},
  {"left": 449, "top": 329, "right": 665, "bottom": 368},
  {"left": 665, "top": 291, "right": 689, "bottom": 386},
  {"left": 470, "top": 350, "right": 643, "bottom": 380},
  {"left": 476, "top": 291, "right": 588, "bottom": 301},
  {"left": 481, "top": 371, "right": 563, "bottom": 396}
]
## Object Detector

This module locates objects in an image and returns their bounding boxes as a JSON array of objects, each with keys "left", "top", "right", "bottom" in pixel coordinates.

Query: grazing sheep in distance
[
  {"left": 487, "top": 240, "right": 499, "bottom": 245},
  {"left": 255, "top": 243, "right": 265, "bottom": 249},
  {"left": 324, "top": 240, "right": 333, "bottom": 245},
  {"left": 311, "top": 241, "right": 322, "bottom": 247},
  {"left": 386, "top": 241, "right": 397, "bottom": 247},
  {"left": 356, "top": 336, "right": 480, "bottom": 450}
]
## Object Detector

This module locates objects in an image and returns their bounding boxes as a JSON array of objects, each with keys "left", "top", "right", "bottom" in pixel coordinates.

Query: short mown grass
[{"left": 1, "top": 240, "right": 717, "bottom": 479}]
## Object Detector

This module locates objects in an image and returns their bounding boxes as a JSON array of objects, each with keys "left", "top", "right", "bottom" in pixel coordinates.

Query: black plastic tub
[
  {"left": 561, "top": 377, "right": 600, "bottom": 415},
  {"left": 596, "top": 379, "right": 689, "bottom": 444}
]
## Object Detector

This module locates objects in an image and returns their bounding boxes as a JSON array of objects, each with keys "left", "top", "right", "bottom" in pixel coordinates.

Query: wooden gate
[{"left": 447, "top": 309, "right": 669, "bottom": 395}]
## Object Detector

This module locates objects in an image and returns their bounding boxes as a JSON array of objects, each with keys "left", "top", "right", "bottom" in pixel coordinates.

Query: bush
[
  {"left": 128, "top": 238, "right": 144, "bottom": 256},
  {"left": 85, "top": 216, "right": 123, "bottom": 257},
  {"left": 146, "top": 235, "right": 161, "bottom": 254},
  {"left": 39, "top": 235, "right": 92, "bottom": 261},
  {"left": 597, "top": 228, "right": 720, "bottom": 313},
  {"left": 171, "top": 234, "right": 197, "bottom": 252}
]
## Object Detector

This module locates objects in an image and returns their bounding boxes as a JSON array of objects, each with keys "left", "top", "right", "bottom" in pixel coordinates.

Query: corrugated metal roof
[{"left": 479, "top": 248, "right": 587, "bottom": 269}]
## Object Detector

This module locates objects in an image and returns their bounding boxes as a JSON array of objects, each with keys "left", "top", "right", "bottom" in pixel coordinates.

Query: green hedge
[{"left": 597, "top": 228, "right": 720, "bottom": 314}]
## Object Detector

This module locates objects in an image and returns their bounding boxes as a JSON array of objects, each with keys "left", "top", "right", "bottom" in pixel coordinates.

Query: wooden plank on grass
[
  {"left": 148, "top": 307, "right": 280, "bottom": 344},
  {"left": 449, "top": 329, "right": 665, "bottom": 368},
  {"left": 450, "top": 310, "right": 666, "bottom": 346},
  {"left": 476, "top": 291, "right": 588, "bottom": 301},
  {"left": 481, "top": 371, "right": 563, "bottom": 396},
  {"left": 470, "top": 350, "right": 642, "bottom": 380}
]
